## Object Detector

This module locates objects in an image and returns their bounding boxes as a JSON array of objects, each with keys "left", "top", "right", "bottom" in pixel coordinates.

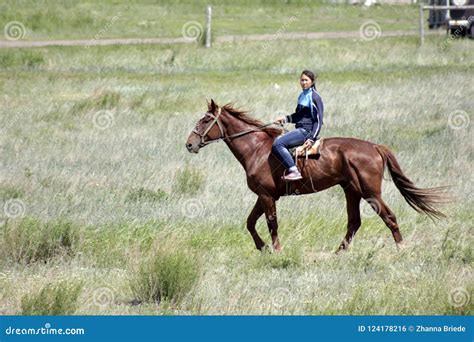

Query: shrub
[
  {"left": 2, "top": 218, "right": 78, "bottom": 264},
  {"left": 172, "top": 164, "right": 205, "bottom": 195},
  {"left": 0, "top": 185, "right": 24, "bottom": 200},
  {"left": 130, "top": 249, "right": 199, "bottom": 304},
  {"left": 69, "top": 90, "right": 121, "bottom": 116},
  {"left": 0, "top": 50, "right": 44, "bottom": 69},
  {"left": 21, "top": 280, "right": 83, "bottom": 315},
  {"left": 125, "top": 187, "right": 167, "bottom": 203}
]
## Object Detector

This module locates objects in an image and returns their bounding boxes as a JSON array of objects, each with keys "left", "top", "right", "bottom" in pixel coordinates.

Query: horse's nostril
[{"left": 186, "top": 143, "right": 192, "bottom": 148}]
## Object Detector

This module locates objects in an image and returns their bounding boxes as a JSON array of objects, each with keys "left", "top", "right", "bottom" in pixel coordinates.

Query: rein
[{"left": 192, "top": 108, "right": 283, "bottom": 147}]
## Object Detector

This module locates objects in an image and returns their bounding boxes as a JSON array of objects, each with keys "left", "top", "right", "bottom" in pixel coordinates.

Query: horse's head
[{"left": 186, "top": 99, "right": 225, "bottom": 153}]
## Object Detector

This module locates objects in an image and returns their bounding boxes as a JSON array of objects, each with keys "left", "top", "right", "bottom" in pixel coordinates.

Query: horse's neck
[{"left": 221, "top": 112, "right": 271, "bottom": 171}]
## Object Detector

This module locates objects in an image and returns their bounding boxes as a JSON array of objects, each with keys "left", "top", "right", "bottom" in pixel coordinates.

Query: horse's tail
[{"left": 375, "top": 144, "right": 448, "bottom": 220}]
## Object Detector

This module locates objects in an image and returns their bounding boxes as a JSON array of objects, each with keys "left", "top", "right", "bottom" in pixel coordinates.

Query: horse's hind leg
[
  {"left": 371, "top": 196, "right": 403, "bottom": 245},
  {"left": 247, "top": 198, "right": 266, "bottom": 251},
  {"left": 336, "top": 189, "right": 362, "bottom": 253}
]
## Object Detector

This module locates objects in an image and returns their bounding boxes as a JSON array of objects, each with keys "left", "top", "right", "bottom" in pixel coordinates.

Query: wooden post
[
  {"left": 419, "top": 4, "right": 424, "bottom": 46},
  {"left": 206, "top": 5, "right": 212, "bottom": 48}
]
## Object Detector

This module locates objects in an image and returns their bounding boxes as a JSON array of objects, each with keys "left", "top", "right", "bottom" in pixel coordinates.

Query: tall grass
[
  {"left": 69, "top": 90, "right": 121, "bottom": 116},
  {"left": 0, "top": 29, "right": 472, "bottom": 314},
  {"left": 0, "top": 1, "right": 419, "bottom": 40},
  {"left": 126, "top": 187, "right": 168, "bottom": 203},
  {"left": 172, "top": 163, "right": 205, "bottom": 195},
  {"left": 21, "top": 280, "right": 83, "bottom": 315},
  {"left": 0, "top": 184, "right": 24, "bottom": 200},
  {"left": 130, "top": 248, "right": 200, "bottom": 305},
  {"left": 1, "top": 218, "right": 78, "bottom": 264}
]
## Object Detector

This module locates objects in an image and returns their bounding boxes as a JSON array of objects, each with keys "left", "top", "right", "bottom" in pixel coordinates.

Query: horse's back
[{"left": 321, "top": 137, "right": 381, "bottom": 158}]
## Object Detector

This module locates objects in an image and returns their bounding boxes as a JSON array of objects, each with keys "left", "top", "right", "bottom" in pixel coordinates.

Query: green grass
[
  {"left": 21, "top": 280, "right": 83, "bottom": 315},
  {"left": 0, "top": 184, "right": 24, "bottom": 200},
  {"left": 126, "top": 187, "right": 168, "bottom": 203},
  {"left": 0, "top": 9, "right": 472, "bottom": 315},
  {"left": 130, "top": 248, "right": 200, "bottom": 305},
  {"left": 2, "top": 218, "right": 79, "bottom": 264},
  {"left": 1, "top": 0, "right": 420, "bottom": 40},
  {"left": 172, "top": 163, "right": 206, "bottom": 195}
]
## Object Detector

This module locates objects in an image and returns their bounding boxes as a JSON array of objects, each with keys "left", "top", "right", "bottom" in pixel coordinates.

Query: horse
[{"left": 185, "top": 99, "right": 447, "bottom": 253}]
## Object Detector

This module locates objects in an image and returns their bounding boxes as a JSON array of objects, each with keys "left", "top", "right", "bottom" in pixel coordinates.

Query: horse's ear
[{"left": 209, "top": 99, "right": 217, "bottom": 113}]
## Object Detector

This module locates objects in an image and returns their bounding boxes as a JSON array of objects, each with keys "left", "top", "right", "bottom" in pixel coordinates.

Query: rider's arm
[
  {"left": 285, "top": 107, "right": 303, "bottom": 123},
  {"left": 308, "top": 92, "right": 324, "bottom": 141}
]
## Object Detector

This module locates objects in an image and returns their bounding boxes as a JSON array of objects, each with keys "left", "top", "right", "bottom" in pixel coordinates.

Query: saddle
[{"left": 291, "top": 138, "right": 324, "bottom": 158}]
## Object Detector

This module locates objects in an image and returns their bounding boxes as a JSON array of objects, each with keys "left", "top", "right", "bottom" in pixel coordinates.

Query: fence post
[
  {"left": 419, "top": 4, "right": 424, "bottom": 46},
  {"left": 206, "top": 5, "right": 212, "bottom": 48}
]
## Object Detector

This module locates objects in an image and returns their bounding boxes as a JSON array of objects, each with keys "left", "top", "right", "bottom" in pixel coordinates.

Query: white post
[
  {"left": 445, "top": 0, "right": 451, "bottom": 21},
  {"left": 419, "top": 4, "right": 424, "bottom": 46},
  {"left": 206, "top": 5, "right": 212, "bottom": 48}
]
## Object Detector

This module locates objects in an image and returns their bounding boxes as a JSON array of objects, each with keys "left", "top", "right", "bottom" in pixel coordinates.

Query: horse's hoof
[
  {"left": 396, "top": 241, "right": 406, "bottom": 251},
  {"left": 273, "top": 244, "right": 283, "bottom": 253}
]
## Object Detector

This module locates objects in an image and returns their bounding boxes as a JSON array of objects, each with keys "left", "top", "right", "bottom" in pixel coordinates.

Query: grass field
[
  {"left": 0, "top": 2, "right": 473, "bottom": 315},
  {"left": 0, "top": 0, "right": 420, "bottom": 40}
]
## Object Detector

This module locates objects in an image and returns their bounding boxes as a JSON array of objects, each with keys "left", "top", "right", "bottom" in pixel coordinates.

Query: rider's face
[{"left": 300, "top": 74, "right": 313, "bottom": 90}]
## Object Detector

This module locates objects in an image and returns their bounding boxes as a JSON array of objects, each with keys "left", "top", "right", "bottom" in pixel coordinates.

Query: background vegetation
[{"left": 0, "top": 1, "right": 472, "bottom": 315}]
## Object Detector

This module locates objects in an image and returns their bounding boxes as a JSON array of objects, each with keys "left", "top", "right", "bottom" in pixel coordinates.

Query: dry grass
[{"left": 0, "top": 32, "right": 472, "bottom": 315}]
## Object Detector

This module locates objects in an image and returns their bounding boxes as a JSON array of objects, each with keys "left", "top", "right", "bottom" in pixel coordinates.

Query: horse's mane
[{"left": 222, "top": 103, "right": 283, "bottom": 138}]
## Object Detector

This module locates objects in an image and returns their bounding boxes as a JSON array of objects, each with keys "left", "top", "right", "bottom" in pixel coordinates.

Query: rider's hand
[
  {"left": 303, "top": 139, "right": 314, "bottom": 149},
  {"left": 274, "top": 116, "right": 287, "bottom": 125}
]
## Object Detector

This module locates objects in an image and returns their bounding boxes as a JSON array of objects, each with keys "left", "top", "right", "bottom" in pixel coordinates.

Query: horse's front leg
[
  {"left": 247, "top": 198, "right": 266, "bottom": 250},
  {"left": 260, "top": 195, "right": 282, "bottom": 252}
]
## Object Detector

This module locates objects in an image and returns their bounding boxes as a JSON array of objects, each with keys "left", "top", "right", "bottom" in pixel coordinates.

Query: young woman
[{"left": 272, "top": 70, "right": 324, "bottom": 181}]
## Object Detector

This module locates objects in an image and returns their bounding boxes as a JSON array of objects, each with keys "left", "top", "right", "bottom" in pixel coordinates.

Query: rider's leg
[{"left": 271, "top": 128, "right": 307, "bottom": 174}]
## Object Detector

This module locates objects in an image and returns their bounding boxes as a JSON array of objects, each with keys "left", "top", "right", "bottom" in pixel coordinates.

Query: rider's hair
[{"left": 301, "top": 70, "right": 317, "bottom": 90}]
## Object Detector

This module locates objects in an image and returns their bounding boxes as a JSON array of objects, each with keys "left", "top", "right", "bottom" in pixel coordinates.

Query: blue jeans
[{"left": 272, "top": 128, "right": 310, "bottom": 169}]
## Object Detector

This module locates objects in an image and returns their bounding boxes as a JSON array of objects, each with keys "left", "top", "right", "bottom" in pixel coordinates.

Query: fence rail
[{"left": 423, "top": 5, "right": 474, "bottom": 9}]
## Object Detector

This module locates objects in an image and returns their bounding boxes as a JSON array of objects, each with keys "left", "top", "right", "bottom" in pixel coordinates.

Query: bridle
[
  {"left": 192, "top": 107, "right": 281, "bottom": 148},
  {"left": 192, "top": 108, "right": 226, "bottom": 148}
]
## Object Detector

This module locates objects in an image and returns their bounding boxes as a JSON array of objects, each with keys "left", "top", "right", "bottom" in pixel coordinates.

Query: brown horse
[{"left": 185, "top": 100, "right": 446, "bottom": 252}]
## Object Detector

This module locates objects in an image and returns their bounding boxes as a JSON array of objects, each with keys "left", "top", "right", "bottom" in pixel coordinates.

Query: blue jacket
[{"left": 285, "top": 88, "right": 324, "bottom": 141}]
